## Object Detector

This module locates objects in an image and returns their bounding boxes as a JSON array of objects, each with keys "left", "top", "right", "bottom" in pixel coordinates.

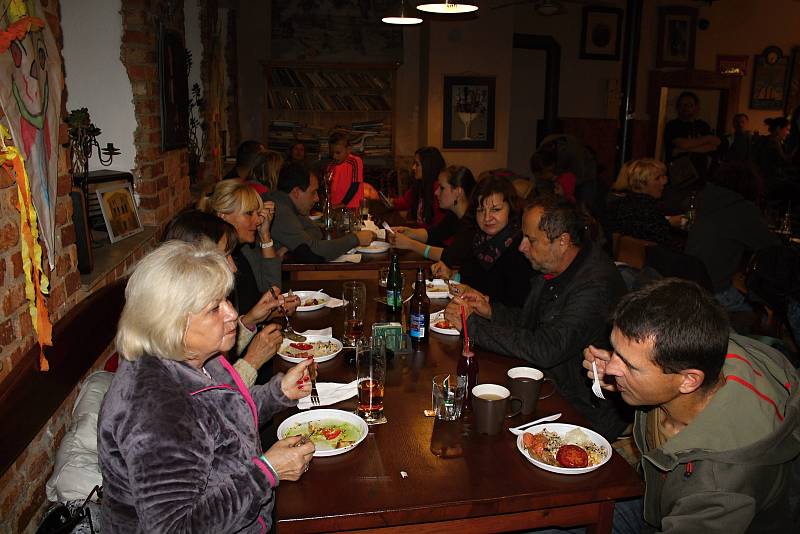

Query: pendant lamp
[
  {"left": 383, "top": 0, "right": 423, "bottom": 24},
  {"left": 416, "top": 2, "right": 479, "bottom": 14}
]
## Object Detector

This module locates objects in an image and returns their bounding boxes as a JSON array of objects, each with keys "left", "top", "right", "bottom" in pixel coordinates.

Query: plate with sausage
[
  {"left": 278, "top": 335, "right": 343, "bottom": 363},
  {"left": 429, "top": 310, "right": 459, "bottom": 336},
  {"left": 516, "top": 423, "right": 612, "bottom": 475}
]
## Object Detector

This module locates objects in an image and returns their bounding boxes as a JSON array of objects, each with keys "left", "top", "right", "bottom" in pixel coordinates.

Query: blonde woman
[
  {"left": 262, "top": 150, "right": 285, "bottom": 192},
  {"left": 607, "top": 158, "right": 683, "bottom": 245},
  {"left": 99, "top": 241, "right": 316, "bottom": 532}
]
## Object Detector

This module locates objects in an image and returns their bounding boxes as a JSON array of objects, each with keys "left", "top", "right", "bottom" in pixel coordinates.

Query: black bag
[{"left": 37, "top": 486, "right": 101, "bottom": 534}]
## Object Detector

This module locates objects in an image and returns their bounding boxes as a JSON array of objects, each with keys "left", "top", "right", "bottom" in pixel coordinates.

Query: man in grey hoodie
[
  {"left": 269, "top": 162, "right": 374, "bottom": 262},
  {"left": 585, "top": 278, "right": 800, "bottom": 534}
]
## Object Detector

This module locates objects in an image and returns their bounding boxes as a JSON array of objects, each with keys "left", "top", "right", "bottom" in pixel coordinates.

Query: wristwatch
[{"left": 260, "top": 240, "right": 274, "bottom": 249}]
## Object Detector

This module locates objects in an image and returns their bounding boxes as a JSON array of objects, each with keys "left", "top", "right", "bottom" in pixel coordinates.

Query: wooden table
[
  {"left": 282, "top": 247, "right": 432, "bottom": 282},
  {"left": 272, "top": 280, "right": 643, "bottom": 533}
]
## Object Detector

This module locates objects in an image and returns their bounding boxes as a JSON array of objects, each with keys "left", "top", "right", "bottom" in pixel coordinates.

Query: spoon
[
  {"left": 270, "top": 288, "right": 306, "bottom": 342},
  {"left": 508, "top": 413, "right": 562, "bottom": 436},
  {"left": 591, "top": 361, "right": 606, "bottom": 400}
]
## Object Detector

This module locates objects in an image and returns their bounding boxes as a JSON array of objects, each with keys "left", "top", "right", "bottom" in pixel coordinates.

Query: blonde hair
[
  {"left": 263, "top": 150, "right": 284, "bottom": 191},
  {"left": 116, "top": 241, "right": 234, "bottom": 361},
  {"left": 612, "top": 159, "right": 666, "bottom": 192},
  {"left": 198, "top": 180, "right": 262, "bottom": 216}
]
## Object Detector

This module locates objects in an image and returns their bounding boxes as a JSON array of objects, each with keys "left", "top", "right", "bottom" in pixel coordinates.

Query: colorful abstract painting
[{"left": 0, "top": 0, "right": 63, "bottom": 268}]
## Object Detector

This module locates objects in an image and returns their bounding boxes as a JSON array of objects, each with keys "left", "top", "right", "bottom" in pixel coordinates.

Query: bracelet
[
  {"left": 260, "top": 239, "right": 274, "bottom": 249},
  {"left": 424, "top": 245, "right": 431, "bottom": 259}
]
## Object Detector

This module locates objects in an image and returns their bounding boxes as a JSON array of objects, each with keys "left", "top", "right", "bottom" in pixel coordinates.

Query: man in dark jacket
[
  {"left": 585, "top": 279, "right": 800, "bottom": 533},
  {"left": 446, "top": 197, "right": 629, "bottom": 441}
]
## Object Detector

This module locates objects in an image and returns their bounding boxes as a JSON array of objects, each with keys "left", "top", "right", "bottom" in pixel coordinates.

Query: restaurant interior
[{"left": 1, "top": 0, "right": 799, "bottom": 532}]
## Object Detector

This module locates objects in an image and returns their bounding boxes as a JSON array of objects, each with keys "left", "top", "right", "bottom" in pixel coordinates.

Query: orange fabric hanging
[{"left": 0, "top": 126, "right": 53, "bottom": 370}]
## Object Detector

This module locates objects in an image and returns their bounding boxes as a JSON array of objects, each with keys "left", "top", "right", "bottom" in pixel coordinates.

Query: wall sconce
[{"left": 65, "top": 108, "right": 120, "bottom": 200}]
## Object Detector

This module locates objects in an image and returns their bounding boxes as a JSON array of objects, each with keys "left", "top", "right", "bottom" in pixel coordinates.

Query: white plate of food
[
  {"left": 288, "top": 291, "right": 330, "bottom": 312},
  {"left": 278, "top": 335, "right": 343, "bottom": 363},
  {"left": 356, "top": 241, "right": 390, "bottom": 254},
  {"left": 309, "top": 211, "right": 323, "bottom": 221},
  {"left": 415, "top": 279, "right": 453, "bottom": 299},
  {"left": 429, "top": 310, "right": 459, "bottom": 336},
  {"left": 277, "top": 409, "right": 368, "bottom": 457},
  {"left": 516, "top": 423, "right": 612, "bottom": 475}
]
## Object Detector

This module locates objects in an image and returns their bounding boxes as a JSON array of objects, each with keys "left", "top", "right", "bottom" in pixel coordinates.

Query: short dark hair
[
  {"left": 162, "top": 209, "right": 238, "bottom": 254},
  {"left": 471, "top": 173, "right": 521, "bottom": 220},
  {"left": 525, "top": 195, "right": 587, "bottom": 246},
  {"left": 236, "top": 140, "right": 266, "bottom": 168},
  {"left": 329, "top": 131, "right": 349, "bottom": 147},
  {"left": 764, "top": 116, "right": 790, "bottom": 133},
  {"left": 677, "top": 91, "right": 699, "bottom": 106},
  {"left": 612, "top": 278, "right": 729, "bottom": 390},
  {"left": 733, "top": 113, "right": 749, "bottom": 121},
  {"left": 278, "top": 161, "right": 312, "bottom": 193}
]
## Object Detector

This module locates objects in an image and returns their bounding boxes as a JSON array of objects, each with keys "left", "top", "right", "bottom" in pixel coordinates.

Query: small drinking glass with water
[{"left": 432, "top": 374, "right": 467, "bottom": 421}]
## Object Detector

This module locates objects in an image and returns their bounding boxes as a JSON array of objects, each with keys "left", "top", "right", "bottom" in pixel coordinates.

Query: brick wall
[
  {"left": 0, "top": 1, "right": 192, "bottom": 531},
  {"left": 121, "top": 0, "right": 191, "bottom": 227}
]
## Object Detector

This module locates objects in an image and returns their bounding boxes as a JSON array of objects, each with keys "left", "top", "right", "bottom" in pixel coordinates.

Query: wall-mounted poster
[
  {"left": 784, "top": 47, "right": 800, "bottom": 115},
  {"left": 750, "top": 46, "right": 789, "bottom": 110},
  {"left": 443, "top": 76, "right": 496, "bottom": 149},
  {"left": 159, "top": 27, "right": 190, "bottom": 151},
  {"left": 656, "top": 7, "right": 697, "bottom": 68},
  {"left": 580, "top": 6, "right": 623, "bottom": 61},
  {"left": 96, "top": 183, "right": 143, "bottom": 243},
  {"left": 717, "top": 55, "right": 748, "bottom": 77}
]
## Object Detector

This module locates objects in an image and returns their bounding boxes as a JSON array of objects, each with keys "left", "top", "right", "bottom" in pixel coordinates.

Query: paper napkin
[{"left": 298, "top": 380, "right": 359, "bottom": 410}]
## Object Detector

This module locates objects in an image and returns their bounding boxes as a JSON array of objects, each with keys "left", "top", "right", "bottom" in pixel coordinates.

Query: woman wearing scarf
[{"left": 432, "top": 174, "right": 533, "bottom": 308}]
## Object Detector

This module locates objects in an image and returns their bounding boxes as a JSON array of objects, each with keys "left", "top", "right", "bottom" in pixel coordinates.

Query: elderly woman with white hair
[
  {"left": 98, "top": 241, "right": 315, "bottom": 533},
  {"left": 607, "top": 158, "right": 684, "bottom": 245}
]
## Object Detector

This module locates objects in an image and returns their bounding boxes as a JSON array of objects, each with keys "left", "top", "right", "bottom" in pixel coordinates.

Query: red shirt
[{"left": 327, "top": 154, "right": 363, "bottom": 209}]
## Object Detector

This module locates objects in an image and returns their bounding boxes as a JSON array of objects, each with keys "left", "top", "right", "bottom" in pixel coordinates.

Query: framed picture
[
  {"left": 580, "top": 6, "right": 623, "bottom": 61},
  {"left": 750, "top": 46, "right": 789, "bottom": 110},
  {"left": 784, "top": 47, "right": 800, "bottom": 115},
  {"left": 443, "top": 76, "right": 496, "bottom": 149},
  {"left": 159, "top": 27, "right": 190, "bottom": 151},
  {"left": 95, "top": 183, "right": 143, "bottom": 243},
  {"left": 716, "top": 55, "right": 748, "bottom": 77},
  {"left": 656, "top": 7, "right": 697, "bottom": 68}
]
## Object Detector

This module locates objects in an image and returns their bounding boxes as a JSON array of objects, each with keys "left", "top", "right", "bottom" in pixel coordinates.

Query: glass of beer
[
  {"left": 356, "top": 336, "right": 388, "bottom": 424},
  {"left": 342, "top": 281, "right": 366, "bottom": 346}
]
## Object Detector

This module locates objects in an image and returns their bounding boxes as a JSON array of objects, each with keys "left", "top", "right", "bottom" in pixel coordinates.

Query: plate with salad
[{"left": 277, "top": 409, "right": 369, "bottom": 457}]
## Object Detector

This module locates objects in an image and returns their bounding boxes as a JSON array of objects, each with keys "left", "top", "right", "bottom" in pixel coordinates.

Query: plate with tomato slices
[
  {"left": 278, "top": 335, "right": 343, "bottom": 363},
  {"left": 278, "top": 409, "right": 368, "bottom": 457},
  {"left": 516, "top": 423, "right": 612, "bottom": 475},
  {"left": 429, "top": 310, "right": 459, "bottom": 336}
]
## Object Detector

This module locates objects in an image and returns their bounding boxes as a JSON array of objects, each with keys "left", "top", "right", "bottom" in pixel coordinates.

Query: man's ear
[
  {"left": 289, "top": 186, "right": 301, "bottom": 199},
  {"left": 677, "top": 369, "right": 706, "bottom": 395}
]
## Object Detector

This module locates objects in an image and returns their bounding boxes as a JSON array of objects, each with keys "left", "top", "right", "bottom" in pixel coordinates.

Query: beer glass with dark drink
[
  {"left": 342, "top": 281, "right": 366, "bottom": 346},
  {"left": 356, "top": 336, "right": 388, "bottom": 424}
]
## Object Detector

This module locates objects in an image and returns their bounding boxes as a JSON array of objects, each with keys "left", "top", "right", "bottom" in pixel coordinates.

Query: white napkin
[
  {"left": 324, "top": 298, "right": 344, "bottom": 308},
  {"left": 332, "top": 253, "right": 362, "bottom": 263},
  {"left": 298, "top": 380, "right": 359, "bottom": 410},
  {"left": 362, "top": 219, "right": 386, "bottom": 240},
  {"left": 299, "top": 328, "right": 333, "bottom": 337}
]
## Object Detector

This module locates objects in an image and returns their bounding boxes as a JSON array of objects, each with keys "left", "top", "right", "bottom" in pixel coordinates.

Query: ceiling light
[
  {"left": 383, "top": 0, "right": 423, "bottom": 24},
  {"left": 417, "top": 2, "right": 479, "bottom": 14}
]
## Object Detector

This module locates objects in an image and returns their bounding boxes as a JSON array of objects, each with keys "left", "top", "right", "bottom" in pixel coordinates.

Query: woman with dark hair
[
  {"left": 431, "top": 174, "right": 533, "bottom": 308},
  {"left": 389, "top": 146, "right": 447, "bottom": 227},
  {"left": 388, "top": 165, "right": 476, "bottom": 261},
  {"left": 685, "top": 162, "right": 781, "bottom": 312}
]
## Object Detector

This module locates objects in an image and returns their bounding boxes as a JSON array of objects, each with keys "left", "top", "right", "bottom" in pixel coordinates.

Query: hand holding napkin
[{"left": 298, "top": 380, "right": 358, "bottom": 410}]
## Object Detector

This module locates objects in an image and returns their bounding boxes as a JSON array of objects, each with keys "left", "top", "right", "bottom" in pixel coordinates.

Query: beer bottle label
[
  {"left": 410, "top": 312, "right": 426, "bottom": 339},
  {"left": 387, "top": 289, "right": 400, "bottom": 308}
]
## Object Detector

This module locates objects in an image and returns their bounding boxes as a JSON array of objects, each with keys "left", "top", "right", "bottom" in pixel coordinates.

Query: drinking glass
[
  {"left": 342, "top": 281, "right": 366, "bottom": 346},
  {"left": 432, "top": 374, "right": 466, "bottom": 421},
  {"left": 356, "top": 336, "right": 388, "bottom": 424}
]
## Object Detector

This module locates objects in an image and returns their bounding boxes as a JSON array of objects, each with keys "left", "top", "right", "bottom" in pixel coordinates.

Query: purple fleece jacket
[{"left": 98, "top": 354, "right": 295, "bottom": 533}]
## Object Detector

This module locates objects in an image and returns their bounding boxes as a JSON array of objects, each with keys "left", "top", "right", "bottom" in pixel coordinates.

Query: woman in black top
[
  {"left": 388, "top": 165, "right": 476, "bottom": 261},
  {"left": 431, "top": 174, "right": 533, "bottom": 308}
]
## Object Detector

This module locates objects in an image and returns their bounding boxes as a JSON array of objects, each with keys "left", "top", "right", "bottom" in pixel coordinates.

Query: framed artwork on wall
[
  {"left": 159, "top": 27, "right": 190, "bottom": 151},
  {"left": 656, "top": 7, "right": 697, "bottom": 68},
  {"left": 443, "top": 76, "right": 496, "bottom": 149},
  {"left": 784, "top": 47, "right": 800, "bottom": 115},
  {"left": 580, "top": 6, "right": 623, "bottom": 61},
  {"left": 750, "top": 46, "right": 789, "bottom": 110},
  {"left": 716, "top": 55, "right": 748, "bottom": 77},
  {"left": 95, "top": 183, "right": 143, "bottom": 243}
]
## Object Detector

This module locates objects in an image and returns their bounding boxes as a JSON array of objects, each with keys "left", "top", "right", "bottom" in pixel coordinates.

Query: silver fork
[
  {"left": 310, "top": 359, "right": 320, "bottom": 406},
  {"left": 269, "top": 288, "right": 306, "bottom": 342}
]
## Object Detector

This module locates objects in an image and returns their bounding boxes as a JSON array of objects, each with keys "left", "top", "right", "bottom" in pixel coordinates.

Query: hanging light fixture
[
  {"left": 416, "top": 2, "right": 479, "bottom": 14},
  {"left": 382, "top": 0, "right": 423, "bottom": 24}
]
